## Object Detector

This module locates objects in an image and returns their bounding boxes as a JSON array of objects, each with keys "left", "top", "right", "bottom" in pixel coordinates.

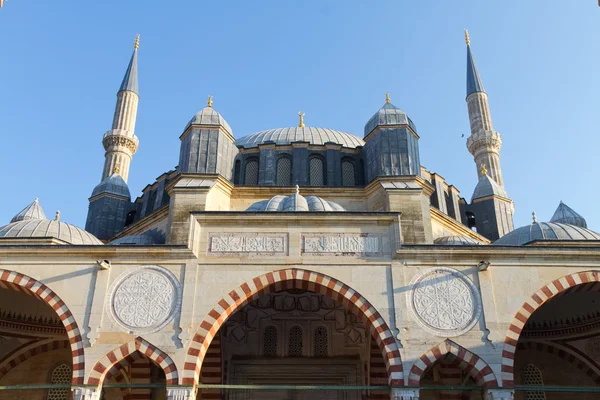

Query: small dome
[
  {"left": 11, "top": 198, "right": 46, "bottom": 223},
  {"left": 550, "top": 201, "right": 587, "bottom": 228},
  {"left": 91, "top": 173, "right": 130, "bottom": 199},
  {"left": 493, "top": 222, "right": 600, "bottom": 246},
  {"left": 434, "top": 236, "right": 484, "bottom": 245},
  {"left": 472, "top": 174, "right": 508, "bottom": 201},
  {"left": 247, "top": 193, "right": 346, "bottom": 212},
  {"left": 235, "top": 127, "right": 364, "bottom": 149},
  {"left": 364, "top": 102, "right": 417, "bottom": 136},
  {"left": 109, "top": 231, "right": 165, "bottom": 245},
  {"left": 185, "top": 106, "right": 232, "bottom": 135},
  {"left": 0, "top": 219, "right": 103, "bottom": 245}
]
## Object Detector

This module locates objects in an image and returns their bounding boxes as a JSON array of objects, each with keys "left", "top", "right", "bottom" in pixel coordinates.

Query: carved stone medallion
[
  {"left": 408, "top": 267, "right": 481, "bottom": 337},
  {"left": 108, "top": 265, "right": 181, "bottom": 334}
]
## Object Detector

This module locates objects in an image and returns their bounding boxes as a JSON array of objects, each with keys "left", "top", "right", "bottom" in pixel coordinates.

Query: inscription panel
[
  {"left": 209, "top": 233, "right": 288, "bottom": 255},
  {"left": 301, "top": 234, "right": 382, "bottom": 256}
]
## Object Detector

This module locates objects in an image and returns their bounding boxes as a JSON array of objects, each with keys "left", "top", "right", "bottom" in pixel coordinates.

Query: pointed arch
[
  {"left": 0, "top": 339, "right": 70, "bottom": 380},
  {"left": 183, "top": 268, "right": 403, "bottom": 386},
  {"left": 0, "top": 269, "right": 85, "bottom": 384},
  {"left": 87, "top": 337, "right": 178, "bottom": 385},
  {"left": 501, "top": 270, "right": 600, "bottom": 386},
  {"left": 408, "top": 339, "right": 498, "bottom": 388}
]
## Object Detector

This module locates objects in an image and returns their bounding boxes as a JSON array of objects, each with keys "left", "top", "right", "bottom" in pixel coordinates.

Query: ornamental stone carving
[
  {"left": 408, "top": 267, "right": 482, "bottom": 337},
  {"left": 102, "top": 135, "right": 139, "bottom": 154},
  {"left": 209, "top": 233, "right": 288, "bottom": 255},
  {"left": 302, "top": 234, "right": 381, "bottom": 256},
  {"left": 107, "top": 265, "right": 181, "bottom": 334},
  {"left": 466, "top": 130, "right": 502, "bottom": 156}
]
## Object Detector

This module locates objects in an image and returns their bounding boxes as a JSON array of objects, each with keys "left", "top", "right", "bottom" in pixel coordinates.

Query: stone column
[
  {"left": 484, "top": 388, "right": 515, "bottom": 399},
  {"left": 167, "top": 387, "right": 197, "bottom": 400},
  {"left": 72, "top": 387, "right": 101, "bottom": 400},
  {"left": 391, "top": 388, "right": 419, "bottom": 400}
]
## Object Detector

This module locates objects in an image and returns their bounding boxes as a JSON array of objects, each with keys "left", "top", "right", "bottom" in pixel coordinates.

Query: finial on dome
[
  {"left": 295, "top": 184, "right": 300, "bottom": 196},
  {"left": 480, "top": 163, "right": 487, "bottom": 176},
  {"left": 464, "top": 29, "right": 470, "bottom": 45},
  {"left": 55, "top": 210, "right": 60, "bottom": 222},
  {"left": 385, "top": 93, "right": 391, "bottom": 104},
  {"left": 532, "top": 211, "right": 538, "bottom": 224},
  {"left": 207, "top": 95, "right": 213, "bottom": 107},
  {"left": 298, "top": 112, "right": 305, "bottom": 128},
  {"left": 34, "top": 197, "right": 38, "bottom": 202},
  {"left": 134, "top": 34, "right": 140, "bottom": 50}
]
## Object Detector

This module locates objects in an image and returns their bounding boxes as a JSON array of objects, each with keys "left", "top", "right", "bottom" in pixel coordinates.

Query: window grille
[
  {"left": 341, "top": 160, "right": 355, "bottom": 186},
  {"left": 309, "top": 157, "right": 324, "bottom": 186},
  {"left": 313, "top": 326, "right": 328, "bottom": 356},
  {"left": 47, "top": 364, "right": 71, "bottom": 400},
  {"left": 264, "top": 326, "right": 278, "bottom": 356},
  {"left": 245, "top": 160, "right": 259, "bottom": 185},
  {"left": 288, "top": 326, "right": 303, "bottom": 356},
  {"left": 523, "top": 363, "right": 546, "bottom": 400},
  {"left": 276, "top": 157, "right": 292, "bottom": 186}
]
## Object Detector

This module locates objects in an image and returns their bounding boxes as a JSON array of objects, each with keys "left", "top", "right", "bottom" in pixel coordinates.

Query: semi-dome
[
  {"left": 434, "top": 235, "right": 484, "bottom": 245},
  {"left": 550, "top": 201, "right": 587, "bottom": 228},
  {"left": 91, "top": 172, "right": 130, "bottom": 199},
  {"left": 0, "top": 219, "right": 103, "bottom": 245},
  {"left": 11, "top": 198, "right": 46, "bottom": 223},
  {"left": 247, "top": 192, "right": 345, "bottom": 212},
  {"left": 364, "top": 101, "right": 417, "bottom": 136},
  {"left": 235, "top": 127, "right": 364, "bottom": 149},
  {"left": 493, "top": 221, "right": 600, "bottom": 246},
  {"left": 185, "top": 106, "right": 232, "bottom": 135}
]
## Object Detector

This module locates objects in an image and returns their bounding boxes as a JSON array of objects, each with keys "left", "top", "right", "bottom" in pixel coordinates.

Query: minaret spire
[{"left": 101, "top": 35, "right": 140, "bottom": 183}]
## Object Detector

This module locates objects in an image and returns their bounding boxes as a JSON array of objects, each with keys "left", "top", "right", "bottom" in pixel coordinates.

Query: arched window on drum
[
  {"left": 244, "top": 158, "right": 259, "bottom": 185},
  {"left": 309, "top": 156, "right": 325, "bottom": 186},
  {"left": 276, "top": 156, "right": 292, "bottom": 186},
  {"left": 341, "top": 159, "right": 356, "bottom": 187}
]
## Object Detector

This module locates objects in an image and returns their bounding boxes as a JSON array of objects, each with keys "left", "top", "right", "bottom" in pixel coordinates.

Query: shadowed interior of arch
[{"left": 101, "top": 350, "right": 167, "bottom": 400}]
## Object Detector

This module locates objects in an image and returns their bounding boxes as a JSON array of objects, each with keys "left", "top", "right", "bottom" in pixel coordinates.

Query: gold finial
[
  {"left": 298, "top": 111, "right": 305, "bottom": 128},
  {"left": 207, "top": 95, "right": 213, "bottom": 107},
  {"left": 113, "top": 164, "right": 120, "bottom": 174},
  {"left": 55, "top": 210, "right": 60, "bottom": 222},
  {"left": 464, "top": 29, "right": 470, "bottom": 46},
  {"left": 134, "top": 34, "right": 140, "bottom": 50},
  {"left": 480, "top": 163, "right": 487, "bottom": 176},
  {"left": 532, "top": 212, "right": 538, "bottom": 224},
  {"left": 295, "top": 184, "right": 300, "bottom": 196},
  {"left": 385, "top": 93, "right": 391, "bottom": 103}
]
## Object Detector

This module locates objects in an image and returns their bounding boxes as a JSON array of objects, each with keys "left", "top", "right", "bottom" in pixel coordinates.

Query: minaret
[
  {"left": 464, "top": 30, "right": 504, "bottom": 187},
  {"left": 101, "top": 35, "right": 140, "bottom": 183}
]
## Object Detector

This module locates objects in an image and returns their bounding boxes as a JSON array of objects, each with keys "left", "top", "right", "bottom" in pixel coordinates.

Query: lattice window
[
  {"left": 245, "top": 160, "right": 259, "bottom": 185},
  {"left": 47, "top": 363, "right": 71, "bottom": 400},
  {"left": 523, "top": 363, "right": 546, "bottom": 400},
  {"left": 276, "top": 157, "right": 292, "bottom": 186},
  {"left": 288, "top": 326, "right": 303, "bottom": 356},
  {"left": 309, "top": 157, "right": 324, "bottom": 186},
  {"left": 264, "top": 326, "right": 278, "bottom": 356},
  {"left": 341, "top": 160, "right": 355, "bottom": 187},
  {"left": 313, "top": 326, "right": 328, "bottom": 357}
]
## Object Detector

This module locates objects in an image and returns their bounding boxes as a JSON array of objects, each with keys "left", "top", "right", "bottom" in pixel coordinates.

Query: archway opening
[
  {"left": 100, "top": 351, "right": 167, "bottom": 400},
  {"left": 418, "top": 353, "right": 482, "bottom": 400}
]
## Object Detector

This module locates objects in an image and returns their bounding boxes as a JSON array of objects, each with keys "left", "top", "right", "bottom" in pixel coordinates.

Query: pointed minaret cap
[
  {"left": 119, "top": 34, "right": 139, "bottom": 94},
  {"left": 465, "top": 30, "right": 485, "bottom": 98},
  {"left": 10, "top": 198, "right": 47, "bottom": 223},
  {"left": 550, "top": 201, "right": 588, "bottom": 228}
]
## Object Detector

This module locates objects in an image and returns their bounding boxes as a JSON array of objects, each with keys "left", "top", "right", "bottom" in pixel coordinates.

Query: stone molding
[{"left": 301, "top": 233, "right": 382, "bottom": 256}]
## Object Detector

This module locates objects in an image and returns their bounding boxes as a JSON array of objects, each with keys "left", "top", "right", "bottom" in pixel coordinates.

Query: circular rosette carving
[
  {"left": 108, "top": 265, "right": 181, "bottom": 334},
  {"left": 407, "top": 267, "right": 482, "bottom": 337}
]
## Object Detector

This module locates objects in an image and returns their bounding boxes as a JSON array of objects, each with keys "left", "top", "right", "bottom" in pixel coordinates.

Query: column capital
[
  {"left": 484, "top": 388, "right": 515, "bottom": 400},
  {"left": 72, "top": 387, "right": 101, "bottom": 400},
  {"left": 167, "top": 387, "right": 197, "bottom": 400},
  {"left": 391, "top": 388, "right": 419, "bottom": 400}
]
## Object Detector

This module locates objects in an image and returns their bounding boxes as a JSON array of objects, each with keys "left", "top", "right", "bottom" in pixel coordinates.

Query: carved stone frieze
[
  {"left": 209, "top": 233, "right": 288, "bottom": 255},
  {"left": 466, "top": 130, "right": 502, "bottom": 156},
  {"left": 102, "top": 135, "right": 138, "bottom": 154},
  {"left": 302, "top": 233, "right": 382, "bottom": 256}
]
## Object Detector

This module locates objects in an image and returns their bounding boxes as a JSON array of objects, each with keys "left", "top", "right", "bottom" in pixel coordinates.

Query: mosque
[{"left": 0, "top": 31, "right": 599, "bottom": 400}]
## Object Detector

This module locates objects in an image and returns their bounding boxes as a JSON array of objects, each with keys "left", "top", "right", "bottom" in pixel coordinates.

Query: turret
[{"left": 464, "top": 30, "right": 505, "bottom": 187}]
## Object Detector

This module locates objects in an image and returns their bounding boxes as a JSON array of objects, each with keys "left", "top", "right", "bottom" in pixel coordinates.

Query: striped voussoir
[
  {"left": 87, "top": 336, "right": 179, "bottom": 386},
  {"left": 0, "top": 339, "right": 70, "bottom": 379},
  {"left": 501, "top": 270, "right": 600, "bottom": 386},
  {"left": 408, "top": 339, "right": 498, "bottom": 388},
  {"left": 0, "top": 269, "right": 85, "bottom": 384},
  {"left": 183, "top": 268, "right": 403, "bottom": 387},
  {"left": 517, "top": 341, "right": 600, "bottom": 385}
]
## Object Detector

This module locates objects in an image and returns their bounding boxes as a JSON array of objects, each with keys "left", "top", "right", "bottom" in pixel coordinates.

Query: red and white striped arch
[
  {"left": 408, "top": 339, "right": 498, "bottom": 388},
  {"left": 183, "top": 268, "right": 403, "bottom": 386},
  {"left": 502, "top": 270, "right": 600, "bottom": 386},
  {"left": 0, "top": 339, "right": 70, "bottom": 380},
  {"left": 0, "top": 269, "right": 85, "bottom": 384},
  {"left": 87, "top": 337, "right": 179, "bottom": 386}
]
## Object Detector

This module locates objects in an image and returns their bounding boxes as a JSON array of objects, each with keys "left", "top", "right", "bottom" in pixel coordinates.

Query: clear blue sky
[{"left": 0, "top": 1, "right": 598, "bottom": 232}]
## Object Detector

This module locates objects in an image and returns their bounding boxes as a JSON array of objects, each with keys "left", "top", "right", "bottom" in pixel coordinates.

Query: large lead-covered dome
[
  {"left": 493, "top": 222, "right": 600, "bottom": 246},
  {"left": 0, "top": 219, "right": 103, "bottom": 245},
  {"left": 235, "top": 127, "right": 364, "bottom": 149}
]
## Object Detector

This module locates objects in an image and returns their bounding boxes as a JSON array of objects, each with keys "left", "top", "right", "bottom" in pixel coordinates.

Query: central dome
[{"left": 235, "top": 127, "right": 364, "bottom": 149}]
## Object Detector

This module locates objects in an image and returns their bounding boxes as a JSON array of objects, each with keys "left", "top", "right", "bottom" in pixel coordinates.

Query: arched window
[
  {"left": 313, "top": 326, "right": 328, "bottom": 357},
  {"left": 522, "top": 363, "right": 546, "bottom": 400},
  {"left": 309, "top": 156, "right": 325, "bottom": 186},
  {"left": 341, "top": 159, "right": 355, "bottom": 187},
  {"left": 263, "top": 326, "right": 278, "bottom": 356},
  {"left": 276, "top": 157, "right": 292, "bottom": 186},
  {"left": 233, "top": 160, "right": 241, "bottom": 184},
  {"left": 288, "top": 326, "right": 303, "bottom": 356},
  {"left": 245, "top": 159, "right": 259, "bottom": 185},
  {"left": 47, "top": 363, "right": 72, "bottom": 400}
]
